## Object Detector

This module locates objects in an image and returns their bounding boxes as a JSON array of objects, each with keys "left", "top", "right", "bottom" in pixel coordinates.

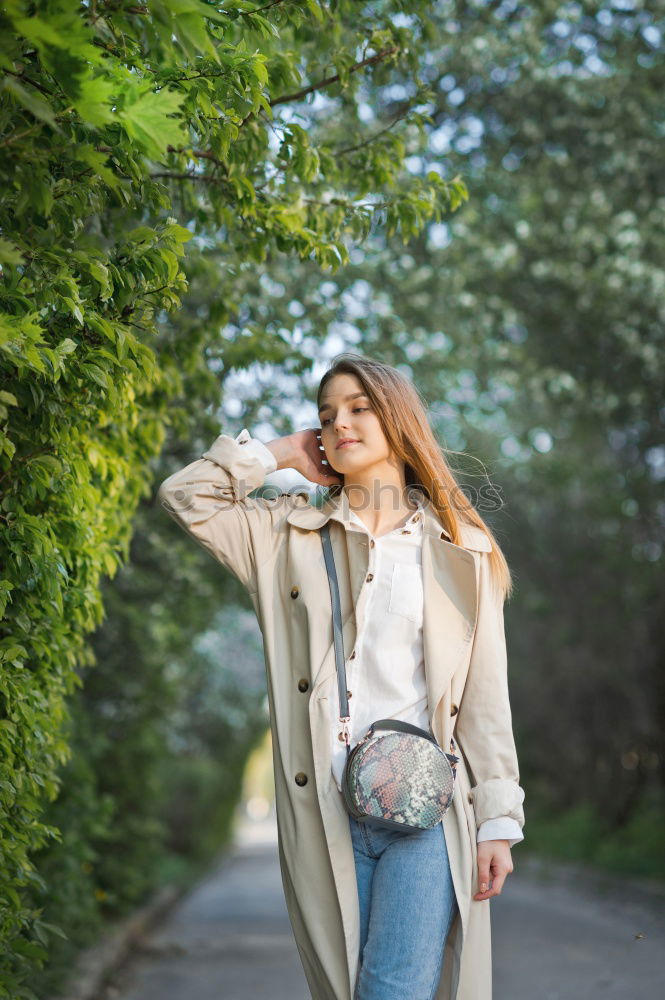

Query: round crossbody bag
[{"left": 320, "top": 523, "right": 459, "bottom": 833}]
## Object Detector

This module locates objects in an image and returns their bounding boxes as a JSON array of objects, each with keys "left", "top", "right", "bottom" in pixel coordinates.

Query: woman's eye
[{"left": 321, "top": 407, "right": 368, "bottom": 427}]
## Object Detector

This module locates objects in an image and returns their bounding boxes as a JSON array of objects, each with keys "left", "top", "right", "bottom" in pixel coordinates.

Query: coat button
[
  {"left": 298, "top": 678, "right": 309, "bottom": 692},
  {"left": 366, "top": 573, "right": 373, "bottom": 582},
  {"left": 295, "top": 772, "right": 308, "bottom": 786},
  {"left": 347, "top": 689, "right": 352, "bottom": 698},
  {"left": 467, "top": 792, "right": 473, "bottom": 804},
  {"left": 350, "top": 650, "right": 356, "bottom": 659},
  {"left": 370, "top": 539, "right": 375, "bottom": 548},
  {"left": 338, "top": 731, "right": 345, "bottom": 741},
  {"left": 290, "top": 586, "right": 299, "bottom": 599},
  {"left": 450, "top": 703, "right": 459, "bottom": 716}
]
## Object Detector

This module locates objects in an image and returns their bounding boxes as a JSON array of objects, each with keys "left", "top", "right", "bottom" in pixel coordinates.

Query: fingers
[
  {"left": 473, "top": 846, "right": 513, "bottom": 901},
  {"left": 473, "top": 875, "right": 505, "bottom": 900},
  {"left": 490, "top": 870, "right": 508, "bottom": 896},
  {"left": 474, "top": 855, "right": 492, "bottom": 901},
  {"left": 315, "top": 431, "right": 342, "bottom": 482}
]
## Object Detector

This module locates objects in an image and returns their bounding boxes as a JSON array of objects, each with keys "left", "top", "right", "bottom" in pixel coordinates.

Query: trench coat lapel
[
  {"left": 285, "top": 490, "right": 479, "bottom": 749},
  {"left": 420, "top": 508, "right": 479, "bottom": 745}
]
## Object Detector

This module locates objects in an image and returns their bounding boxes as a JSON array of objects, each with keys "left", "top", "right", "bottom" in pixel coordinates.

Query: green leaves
[
  {"left": 120, "top": 86, "right": 188, "bottom": 160},
  {"left": 1, "top": 76, "right": 60, "bottom": 128},
  {"left": 70, "top": 74, "right": 116, "bottom": 128},
  {"left": 0, "top": 236, "right": 25, "bottom": 267}
]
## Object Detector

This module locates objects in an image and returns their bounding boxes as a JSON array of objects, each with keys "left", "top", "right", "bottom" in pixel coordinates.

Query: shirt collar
[{"left": 346, "top": 497, "right": 424, "bottom": 536}]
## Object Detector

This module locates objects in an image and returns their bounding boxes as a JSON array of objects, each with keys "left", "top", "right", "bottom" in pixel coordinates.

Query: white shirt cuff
[
  {"left": 235, "top": 427, "right": 278, "bottom": 475},
  {"left": 477, "top": 817, "right": 524, "bottom": 848}
]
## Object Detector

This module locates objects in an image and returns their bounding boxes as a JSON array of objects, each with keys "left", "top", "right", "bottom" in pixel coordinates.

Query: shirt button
[
  {"left": 401, "top": 529, "right": 411, "bottom": 534},
  {"left": 295, "top": 772, "right": 308, "bottom": 786},
  {"left": 338, "top": 731, "right": 345, "bottom": 741},
  {"left": 370, "top": 539, "right": 375, "bottom": 548},
  {"left": 366, "top": 573, "right": 373, "bottom": 582},
  {"left": 347, "top": 689, "right": 352, "bottom": 698},
  {"left": 413, "top": 514, "right": 420, "bottom": 521}
]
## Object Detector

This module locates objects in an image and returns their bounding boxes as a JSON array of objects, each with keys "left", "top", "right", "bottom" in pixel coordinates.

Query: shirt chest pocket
[{"left": 388, "top": 561, "right": 424, "bottom": 624}]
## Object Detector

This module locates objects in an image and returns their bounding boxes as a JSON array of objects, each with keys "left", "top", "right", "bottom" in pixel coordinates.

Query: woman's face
[{"left": 318, "top": 372, "right": 392, "bottom": 476}]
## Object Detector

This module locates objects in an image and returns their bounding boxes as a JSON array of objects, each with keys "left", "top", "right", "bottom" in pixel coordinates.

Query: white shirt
[
  {"left": 238, "top": 429, "right": 523, "bottom": 847},
  {"left": 328, "top": 501, "right": 430, "bottom": 792}
]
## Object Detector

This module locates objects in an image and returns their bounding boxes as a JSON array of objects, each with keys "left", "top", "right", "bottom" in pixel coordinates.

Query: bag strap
[
  {"left": 320, "top": 522, "right": 459, "bottom": 770},
  {"left": 368, "top": 718, "right": 437, "bottom": 743},
  {"left": 320, "top": 523, "right": 351, "bottom": 757}
]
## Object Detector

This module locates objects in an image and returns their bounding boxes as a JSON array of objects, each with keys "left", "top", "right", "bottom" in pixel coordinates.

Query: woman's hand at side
[
  {"left": 473, "top": 839, "right": 514, "bottom": 900},
  {"left": 265, "top": 428, "right": 344, "bottom": 488}
]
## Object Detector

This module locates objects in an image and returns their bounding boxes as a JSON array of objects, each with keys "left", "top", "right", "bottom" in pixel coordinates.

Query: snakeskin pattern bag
[{"left": 320, "top": 523, "right": 459, "bottom": 833}]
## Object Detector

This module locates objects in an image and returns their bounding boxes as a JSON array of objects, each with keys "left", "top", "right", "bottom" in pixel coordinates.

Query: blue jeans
[{"left": 349, "top": 814, "right": 458, "bottom": 1000}]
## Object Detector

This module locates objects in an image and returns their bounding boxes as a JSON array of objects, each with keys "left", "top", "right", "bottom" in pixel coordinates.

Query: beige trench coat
[{"left": 157, "top": 430, "right": 526, "bottom": 1000}]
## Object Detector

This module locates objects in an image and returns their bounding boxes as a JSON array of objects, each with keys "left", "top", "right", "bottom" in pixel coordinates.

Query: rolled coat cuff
[
  {"left": 233, "top": 427, "right": 278, "bottom": 475},
  {"left": 477, "top": 817, "right": 524, "bottom": 848},
  {"left": 200, "top": 427, "right": 276, "bottom": 496},
  {"left": 470, "top": 778, "right": 525, "bottom": 829}
]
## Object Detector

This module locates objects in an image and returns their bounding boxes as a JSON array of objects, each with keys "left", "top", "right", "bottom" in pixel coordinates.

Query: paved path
[
  {"left": 106, "top": 814, "right": 665, "bottom": 1000},
  {"left": 492, "top": 854, "right": 665, "bottom": 999},
  {"left": 105, "top": 814, "right": 309, "bottom": 1000}
]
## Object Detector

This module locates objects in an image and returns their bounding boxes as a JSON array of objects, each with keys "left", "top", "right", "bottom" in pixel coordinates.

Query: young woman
[{"left": 158, "top": 353, "right": 525, "bottom": 1000}]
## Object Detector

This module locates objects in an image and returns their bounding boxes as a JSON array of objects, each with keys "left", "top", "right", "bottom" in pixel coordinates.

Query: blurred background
[{"left": 0, "top": 1, "right": 662, "bottom": 996}]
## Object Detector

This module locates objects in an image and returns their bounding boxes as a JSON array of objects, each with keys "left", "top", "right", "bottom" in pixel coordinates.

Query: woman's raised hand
[
  {"left": 292, "top": 428, "right": 344, "bottom": 487},
  {"left": 265, "top": 428, "right": 343, "bottom": 487}
]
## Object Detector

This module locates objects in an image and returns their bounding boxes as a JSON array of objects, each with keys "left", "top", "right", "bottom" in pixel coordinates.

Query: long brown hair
[{"left": 316, "top": 353, "right": 514, "bottom": 601}]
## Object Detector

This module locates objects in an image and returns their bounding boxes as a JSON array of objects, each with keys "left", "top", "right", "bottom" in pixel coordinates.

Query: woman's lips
[{"left": 336, "top": 440, "right": 360, "bottom": 449}]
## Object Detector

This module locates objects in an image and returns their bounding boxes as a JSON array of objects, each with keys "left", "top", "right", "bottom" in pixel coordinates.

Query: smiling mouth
[{"left": 337, "top": 440, "right": 360, "bottom": 449}]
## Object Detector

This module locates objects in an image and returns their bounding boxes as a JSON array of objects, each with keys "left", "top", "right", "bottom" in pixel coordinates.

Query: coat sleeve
[
  {"left": 455, "top": 549, "right": 526, "bottom": 835},
  {"left": 477, "top": 816, "right": 524, "bottom": 848},
  {"left": 156, "top": 427, "right": 294, "bottom": 594}
]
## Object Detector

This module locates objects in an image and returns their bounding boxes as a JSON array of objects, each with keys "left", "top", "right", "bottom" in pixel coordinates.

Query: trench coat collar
[
  {"left": 285, "top": 485, "right": 492, "bottom": 552},
  {"left": 286, "top": 486, "right": 434, "bottom": 537},
  {"left": 287, "top": 486, "right": 491, "bottom": 748}
]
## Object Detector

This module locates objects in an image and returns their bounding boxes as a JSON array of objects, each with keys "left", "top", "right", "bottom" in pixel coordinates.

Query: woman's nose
[{"left": 333, "top": 413, "right": 351, "bottom": 433}]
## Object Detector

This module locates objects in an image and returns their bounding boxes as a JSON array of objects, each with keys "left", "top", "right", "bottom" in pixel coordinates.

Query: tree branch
[
  {"left": 165, "top": 145, "right": 229, "bottom": 172},
  {"left": 5, "top": 68, "right": 54, "bottom": 97},
  {"left": 0, "top": 123, "right": 43, "bottom": 149},
  {"left": 334, "top": 105, "right": 416, "bottom": 157},
  {"left": 302, "top": 196, "right": 392, "bottom": 211},
  {"left": 237, "top": 0, "right": 289, "bottom": 16},
  {"left": 96, "top": 144, "right": 230, "bottom": 174},
  {"left": 269, "top": 46, "right": 399, "bottom": 109},
  {"left": 148, "top": 172, "right": 226, "bottom": 185}
]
